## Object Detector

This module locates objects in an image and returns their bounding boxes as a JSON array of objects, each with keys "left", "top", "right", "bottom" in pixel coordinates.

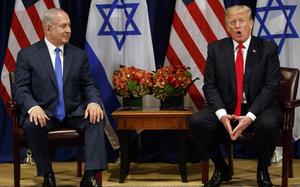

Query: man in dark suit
[
  {"left": 14, "top": 8, "right": 106, "bottom": 187},
  {"left": 189, "top": 5, "right": 282, "bottom": 187}
]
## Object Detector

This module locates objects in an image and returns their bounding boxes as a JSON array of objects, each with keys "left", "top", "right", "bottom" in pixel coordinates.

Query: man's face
[
  {"left": 225, "top": 11, "right": 253, "bottom": 43},
  {"left": 47, "top": 12, "right": 71, "bottom": 47}
]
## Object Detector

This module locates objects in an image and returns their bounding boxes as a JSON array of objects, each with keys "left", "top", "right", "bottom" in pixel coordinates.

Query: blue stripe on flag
[
  {"left": 22, "top": 0, "right": 39, "bottom": 7},
  {"left": 84, "top": 41, "right": 121, "bottom": 128}
]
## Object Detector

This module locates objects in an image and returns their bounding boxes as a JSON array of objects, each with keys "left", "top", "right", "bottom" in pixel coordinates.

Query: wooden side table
[{"left": 111, "top": 107, "right": 192, "bottom": 183}]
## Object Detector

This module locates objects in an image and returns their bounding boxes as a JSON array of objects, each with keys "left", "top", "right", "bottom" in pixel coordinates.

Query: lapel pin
[{"left": 252, "top": 49, "right": 256, "bottom": 53}]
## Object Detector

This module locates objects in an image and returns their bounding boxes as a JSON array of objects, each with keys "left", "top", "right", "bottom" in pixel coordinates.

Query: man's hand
[
  {"left": 29, "top": 106, "right": 50, "bottom": 127},
  {"left": 220, "top": 115, "right": 234, "bottom": 139},
  {"left": 84, "top": 103, "right": 104, "bottom": 124},
  {"left": 231, "top": 115, "right": 253, "bottom": 140}
]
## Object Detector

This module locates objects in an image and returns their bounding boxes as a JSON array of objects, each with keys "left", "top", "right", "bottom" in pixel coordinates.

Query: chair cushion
[{"left": 18, "top": 128, "right": 84, "bottom": 148}]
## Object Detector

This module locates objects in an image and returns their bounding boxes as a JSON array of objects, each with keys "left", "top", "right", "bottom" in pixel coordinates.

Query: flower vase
[
  {"left": 123, "top": 97, "right": 143, "bottom": 108},
  {"left": 160, "top": 95, "right": 184, "bottom": 109}
]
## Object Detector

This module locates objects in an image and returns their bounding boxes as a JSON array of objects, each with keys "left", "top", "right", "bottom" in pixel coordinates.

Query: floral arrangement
[
  {"left": 152, "top": 65, "right": 194, "bottom": 100},
  {"left": 112, "top": 66, "right": 153, "bottom": 98}
]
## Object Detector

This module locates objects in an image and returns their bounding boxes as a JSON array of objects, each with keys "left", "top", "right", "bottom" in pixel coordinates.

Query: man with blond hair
[{"left": 189, "top": 5, "right": 282, "bottom": 187}]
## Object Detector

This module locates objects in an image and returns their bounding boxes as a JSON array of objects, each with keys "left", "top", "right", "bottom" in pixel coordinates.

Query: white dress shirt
[{"left": 215, "top": 36, "right": 256, "bottom": 121}]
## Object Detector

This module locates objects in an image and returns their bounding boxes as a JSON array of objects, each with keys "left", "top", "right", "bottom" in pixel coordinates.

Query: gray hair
[
  {"left": 225, "top": 5, "right": 252, "bottom": 24},
  {"left": 42, "top": 8, "right": 65, "bottom": 26}
]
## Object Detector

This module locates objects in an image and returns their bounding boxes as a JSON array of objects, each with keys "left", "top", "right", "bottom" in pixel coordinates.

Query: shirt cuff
[
  {"left": 89, "top": 102, "right": 101, "bottom": 108},
  {"left": 28, "top": 105, "right": 39, "bottom": 114},
  {"left": 246, "top": 112, "right": 256, "bottom": 122},
  {"left": 215, "top": 109, "right": 227, "bottom": 120}
]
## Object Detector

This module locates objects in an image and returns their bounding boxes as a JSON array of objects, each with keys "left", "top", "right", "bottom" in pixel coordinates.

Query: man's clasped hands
[{"left": 220, "top": 114, "right": 253, "bottom": 140}]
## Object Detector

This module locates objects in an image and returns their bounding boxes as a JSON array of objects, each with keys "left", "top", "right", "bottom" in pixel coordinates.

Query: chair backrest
[
  {"left": 277, "top": 67, "right": 299, "bottom": 103},
  {"left": 9, "top": 71, "right": 15, "bottom": 100}
]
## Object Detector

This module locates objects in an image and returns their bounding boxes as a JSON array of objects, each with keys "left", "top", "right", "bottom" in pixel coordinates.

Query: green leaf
[
  {"left": 127, "top": 80, "right": 138, "bottom": 91},
  {"left": 186, "top": 71, "right": 192, "bottom": 78},
  {"left": 165, "top": 84, "right": 175, "bottom": 96}
]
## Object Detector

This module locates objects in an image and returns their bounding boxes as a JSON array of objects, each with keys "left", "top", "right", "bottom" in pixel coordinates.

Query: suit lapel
[
  {"left": 37, "top": 41, "right": 57, "bottom": 87},
  {"left": 245, "top": 37, "right": 257, "bottom": 82},
  {"left": 224, "top": 39, "right": 236, "bottom": 93},
  {"left": 224, "top": 37, "right": 258, "bottom": 95},
  {"left": 63, "top": 44, "right": 73, "bottom": 84}
]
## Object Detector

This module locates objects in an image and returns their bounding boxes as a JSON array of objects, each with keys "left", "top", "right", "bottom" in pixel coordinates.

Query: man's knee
[
  {"left": 189, "top": 114, "right": 199, "bottom": 130},
  {"left": 256, "top": 108, "right": 281, "bottom": 131},
  {"left": 23, "top": 119, "right": 42, "bottom": 132},
  {"left": 189, "top": 112, "right": 207, "bottom": 132},
  {"left": 85, "top": 119, "right": 105, "bottom": 133}
]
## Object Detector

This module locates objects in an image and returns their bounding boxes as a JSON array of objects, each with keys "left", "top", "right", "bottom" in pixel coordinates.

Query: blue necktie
[{"left": 54, "top": 48, "right": 65, "bottom": 121}]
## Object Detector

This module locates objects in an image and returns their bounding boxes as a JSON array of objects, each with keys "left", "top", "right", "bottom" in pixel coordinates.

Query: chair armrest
[
  {"left": 280, "top": 99, "right": 300, "bottom": 131},
  {"left": 280, "top": 99, "right": 300, "bottom": 109},
  {"left": 7, "top": 99, "right": 21, "bottom": 133},
  {"left": 7, "top": 100, "right": 19, "bottom": 120},
  {"left": 7, "top": 100, "right": 17, "bottom": 111}
]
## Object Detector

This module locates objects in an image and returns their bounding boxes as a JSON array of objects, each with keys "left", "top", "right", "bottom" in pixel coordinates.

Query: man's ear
[
  {"left": 44, "top": 25, "right": 51, "bottom": 34},
  {"left": 250, "top": 19, "right": 254, "bottom": 29},
  {"left": 225, "top": 25, "right": 230, "bottom": 33}
]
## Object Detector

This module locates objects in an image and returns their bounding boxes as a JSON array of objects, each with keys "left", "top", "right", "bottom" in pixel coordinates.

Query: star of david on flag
[
  {"left": 254, "top": 0, "right": 300, "bottom": 141},
  {"left": 96, "top": 0, "right": 141, "bottom": 50},
  {"left": 254, "top": 0, "right": 299, "bottom": 53},
  {"left": 85, "top": 0, "right": 155, "bottom": 149}
]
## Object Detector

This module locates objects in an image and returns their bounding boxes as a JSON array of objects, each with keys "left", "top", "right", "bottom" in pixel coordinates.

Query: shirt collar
[
  {"left": 233, "top": 35, "right": 251, "bottom": 51},
  {"left": 44, "top": 37, "right": 64, "bottom": 54}
]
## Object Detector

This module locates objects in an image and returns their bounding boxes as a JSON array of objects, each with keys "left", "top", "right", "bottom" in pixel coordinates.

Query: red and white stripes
[
  {"left": 0, "top": 0, "right": 59, "bottom": 109},
  {"left": 166, "top": 0, "right": 228, "bottom": 110}
]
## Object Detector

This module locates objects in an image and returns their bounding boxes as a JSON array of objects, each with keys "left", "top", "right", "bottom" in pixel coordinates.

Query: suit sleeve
[
  {"left": 14, "top": 49, "right": 39, "bottom": 115},
  {"left": 80, "top": 53, "right": 103, "bottom": 108},
  {"left": 248, "top": 43, "right": 281, "bottom": 116},
  {"left": 203, "top": 43, "right": 227, "bottom": 112}
]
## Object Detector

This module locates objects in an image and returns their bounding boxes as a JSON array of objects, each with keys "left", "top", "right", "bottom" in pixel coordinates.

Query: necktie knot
[
  {"left": 237, "top": 43, "right": 245, "bottom": 51},
  {"left": 55, "top": 48, "right": 61, "bottom": 55}
]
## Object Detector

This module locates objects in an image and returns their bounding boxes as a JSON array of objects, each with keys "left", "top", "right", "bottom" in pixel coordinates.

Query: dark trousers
[
  {"left": 22, "top": 116, "right": 107, "bottom": 176},
  {"left": 189, "top": 105, "right": 282, "bottom": 170}
]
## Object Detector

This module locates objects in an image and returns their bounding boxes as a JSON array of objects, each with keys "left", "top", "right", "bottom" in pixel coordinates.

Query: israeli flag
[
  {"left": 85, "top": 0, "right": 156, "bottom": 149},
  {"left": 253, "top": 0, "right": 300, "bottom": 160},
  {"left": 253, "top": 0, "right": 300, "bottom": 141}
]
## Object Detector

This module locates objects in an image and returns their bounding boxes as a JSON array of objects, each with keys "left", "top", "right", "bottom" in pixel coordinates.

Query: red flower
[
  {"left": 152, "top": 65, "right": 194, "bottom": 100},
  {"left": 172, "top": 79, "right": 181, "bottom": 88},
  {"left": 113, "top": 66, "right": 153, "bottom": 98},
  {"left": 166, "top": 76, "right": 176, "bottom": 83}
]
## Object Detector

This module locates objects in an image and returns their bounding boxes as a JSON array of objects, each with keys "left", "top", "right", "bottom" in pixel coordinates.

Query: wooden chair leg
[
  {"left": 282, "top": 143, "right": 289, "bottom": 187},
  {"left": 226, "top": 143, "right": 234, "bottom": 175},
  {"left": 201, "top": 160, "right": 209, "bottom": 184},
  {"left": 77, "top": 146, "right": 82, "bottom": 177},
  {"left": 13, "top": 145, "right": 20, "bottom": 187},
  {"left": 96, "top": 172, "right": 102, "bottom": 186},
  {"left": 289, "top": 152, "right": 293, "bottom": 178},
  {"left": 288, "top": 139, "right": 293, "bottom": 178},
  {"left": 286, "top": 130, "right": 293, "bottom": 178}
]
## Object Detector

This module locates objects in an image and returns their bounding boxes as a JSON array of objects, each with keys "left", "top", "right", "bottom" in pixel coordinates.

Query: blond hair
[{"left": 225, "top": 5, "right": 252, "bottom": 24}]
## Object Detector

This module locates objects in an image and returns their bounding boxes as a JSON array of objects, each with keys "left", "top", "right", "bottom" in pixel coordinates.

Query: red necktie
[{"left": 233, "top": 44, "right": 244, "bottom": 116}]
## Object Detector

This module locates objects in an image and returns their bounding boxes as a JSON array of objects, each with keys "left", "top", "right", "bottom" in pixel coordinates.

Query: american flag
[
  {"left": 165, "top": 0, "right": 228, "bottom": 110},
  {"left": 0, "top": 0, "right": 60, "bottom": 108}
]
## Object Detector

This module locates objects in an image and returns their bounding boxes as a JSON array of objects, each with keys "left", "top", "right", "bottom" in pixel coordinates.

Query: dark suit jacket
[
  {"left": 203, "top": 36, "right": 281, "bottom": 116},
  {"left": 14, "top": 40, "right": 102, "bottom": 119}
]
